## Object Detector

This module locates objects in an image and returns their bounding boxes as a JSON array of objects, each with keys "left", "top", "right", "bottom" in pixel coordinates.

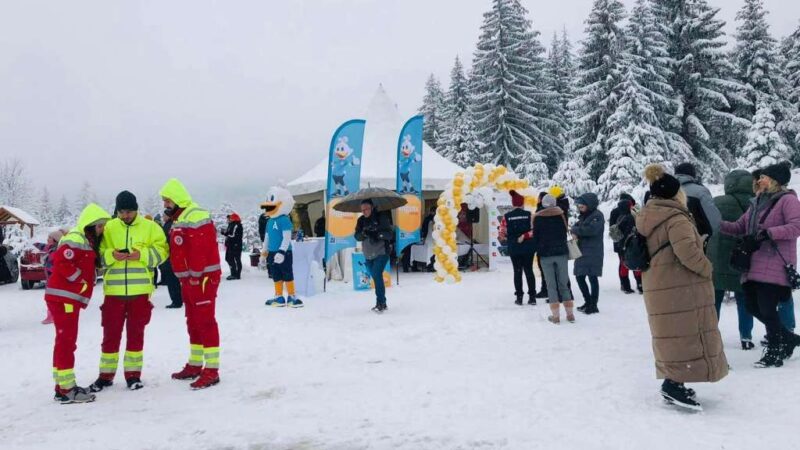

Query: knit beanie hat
[
  {"left": 115, "top": 190, "right": 138, "bottom": 212},
  {"left": 674, "top": 162, "right": 697, "bottom": 178},
  {"left": 542, "top": 194, "right": 557, "bottom": 208},
  {"left": 761, "top": 162, "right": 791, "bottom": 186},
  {"left": 509, "top": 190, "right": 524, "bottom": 207},
  {"left": 644, "top": 164, "right": 681, "bottom": 199}
]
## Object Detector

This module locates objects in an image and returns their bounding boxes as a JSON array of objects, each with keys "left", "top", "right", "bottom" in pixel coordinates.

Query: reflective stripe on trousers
[{"left": 100, "top": 352, "right": 119, "bottom": 374}]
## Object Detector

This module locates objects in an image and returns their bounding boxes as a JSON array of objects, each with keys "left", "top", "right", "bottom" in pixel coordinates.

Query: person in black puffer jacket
[
  {"left": 221, "top": 213, "right": 244, "bottom": 280},
  {"left": 531, "top": 194, "right": 575, "bottom": 324},
  {"left": 609, "top": 193, "right": 642, "bottom": 294},
  {"left": 505, "top": 191, "right": 537, "bottom": 306}
]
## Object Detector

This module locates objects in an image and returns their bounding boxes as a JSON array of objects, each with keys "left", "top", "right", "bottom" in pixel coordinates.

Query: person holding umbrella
[
  {"left": 335, "top": 187, "right": 405, "bottom": 312},
  {"left": 355, "top": 199, "right": 394, "bottom": 312}
]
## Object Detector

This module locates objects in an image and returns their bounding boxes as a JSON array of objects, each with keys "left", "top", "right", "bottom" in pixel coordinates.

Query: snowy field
[{"left": 1, "top": 245, "right": 797, "bottom": 450}]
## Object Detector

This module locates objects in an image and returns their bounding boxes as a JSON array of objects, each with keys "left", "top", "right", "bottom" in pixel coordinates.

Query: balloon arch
[{"left": 432, "top": 163, "right": 537, "bottom": 283}]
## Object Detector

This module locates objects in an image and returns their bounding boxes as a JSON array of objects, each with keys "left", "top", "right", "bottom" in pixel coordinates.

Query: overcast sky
[{"left": 2, "top": 0, "right": 799, "bottom": 209}]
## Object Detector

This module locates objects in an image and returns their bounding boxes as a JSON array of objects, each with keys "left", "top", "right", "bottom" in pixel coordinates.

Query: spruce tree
[
  {"left": 545, "top": 27, "right": 576, "bottom": 167},
  {"left": 419, "top": 74, "right": 446, "bottom": 149},
  {"left": 652, "top": 0, "right": 749, "bottom": 180},
  {"left": 469, "top": 0, "right": 564, "bottom": 183},
  {"left": 54, "top": 195, "right": 72, "bottom": 227},
  {"left": 552, "top": 158, "right": 596, "bottom": 199},
  {"left": 598, "top": 69, "right": 669, "bottom": 200},
  {"left": 626, "top": 0, "right": 691, "bottom": 165},
  {"left": 567, "top": 0, "right": 627, "bottom": 179},
  {"left": 438, "top": 56, "right": 481, "bottom": 167},
  {"left": 741, "top": 97, "right": 791, "bottom": 169},
  {"left": 36, "top": 187, "right": 54, "bottom": 227},
  {"left": 734, "top": 0, "right": 783, "bottom": 112},
  {"left": 780, "top": 23, "right": 800, "bottom": 161}
]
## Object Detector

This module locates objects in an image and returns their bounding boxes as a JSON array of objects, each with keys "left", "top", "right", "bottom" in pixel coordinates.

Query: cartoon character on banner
[
  {"left": 260, "top": 186, "right": 303, "bottom": 308},
  {"left": 398, "top": 134, "right": 422, "bottom": 194},
  {"left": 330, "top": 136, "right": 361, "bottom": 197}
]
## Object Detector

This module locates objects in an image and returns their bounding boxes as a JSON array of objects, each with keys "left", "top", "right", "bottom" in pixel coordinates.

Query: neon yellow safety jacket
[{"left": 99, "top": 214, "right": 169, "bottom": 296}]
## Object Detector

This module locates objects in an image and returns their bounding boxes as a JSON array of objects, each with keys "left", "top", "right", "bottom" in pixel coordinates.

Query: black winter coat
[
  {"left": 531, "top": 207, "right": 568, "bottom": 257},
  {"left": 223, "top": 221, "right": 243, "bottom": 251},
  {"left": 504, "top": 208, "right": 535, "bottom": 255}
]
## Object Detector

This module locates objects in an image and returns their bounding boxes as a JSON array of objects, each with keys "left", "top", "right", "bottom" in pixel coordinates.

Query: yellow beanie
[{"left": 549, "top": 185, "right": 564, "bottom": 198}]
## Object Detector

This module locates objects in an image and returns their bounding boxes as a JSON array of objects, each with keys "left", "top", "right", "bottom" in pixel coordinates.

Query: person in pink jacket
[{"left": 719, "top": 162, "right": 800, "bottom": 368}]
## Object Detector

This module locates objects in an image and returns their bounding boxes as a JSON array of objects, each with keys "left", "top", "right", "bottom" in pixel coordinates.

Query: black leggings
[
  {"left": 742, "top": 281, "right": 790, "bottom": 342},
  {"left": 576, "top": 275, "right": 599, "bottom": 304},
  {"left": 510, "top": 253, "right": 536, "bottom": 297}
]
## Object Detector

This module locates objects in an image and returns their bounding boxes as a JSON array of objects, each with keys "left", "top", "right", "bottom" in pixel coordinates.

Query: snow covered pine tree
[{"left": 470, "top": 0, "right": 564, "bottom": 184}]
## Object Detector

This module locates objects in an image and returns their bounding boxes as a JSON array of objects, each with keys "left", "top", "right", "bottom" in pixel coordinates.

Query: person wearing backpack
[
  {"left": 609, "top": 194, "right": 642, "bottom": 294},
  {"left": 719, "top": 162, "right": 800, "bottom": 368},
  {"left": 571, "top": 193, "right": 605, "bottom": 314},
  {"left": 636, "top": 164, "right": 727, "bottom": 412},
  {"left": 707, "top": 169, "right": 756, "bottom": 350}
]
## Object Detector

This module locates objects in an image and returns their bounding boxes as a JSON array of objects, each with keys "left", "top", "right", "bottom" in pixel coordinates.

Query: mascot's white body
[{"left": 261, "top": 187, "right": 302, "bottom": 308}]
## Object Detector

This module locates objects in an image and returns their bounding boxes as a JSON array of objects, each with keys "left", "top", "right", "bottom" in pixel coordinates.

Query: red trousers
[
  {"left": 48, "top": 301, "right": 80, "bottom": 393},
  {"left": 618, "top": 255, "right": 642, "bottom": 278},
  {"left": 99, "top": 295, "right": 153, "bottom": 380},
  {"left": 182, "top": 276, "right": 220, "bottom": 370}
]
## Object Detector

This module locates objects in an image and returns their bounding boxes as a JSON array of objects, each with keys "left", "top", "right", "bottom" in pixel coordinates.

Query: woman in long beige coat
[{"left": 635, "top": 164, "right": 728, "bottom": 411}]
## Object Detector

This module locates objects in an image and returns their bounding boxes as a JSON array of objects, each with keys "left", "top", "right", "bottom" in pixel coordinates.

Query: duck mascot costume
[{"left": 261, "top": 186, "right": 303, "bottom": 308}]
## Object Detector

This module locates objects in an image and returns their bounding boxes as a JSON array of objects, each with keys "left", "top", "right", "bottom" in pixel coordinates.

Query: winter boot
[
  {"left": 126, "top": 378, "right": 144, "bottom": 390},
  {"left": 371, "top": 304, "right": 384, "bottom": 314},
  {"left": 166, "top": 302, "right": 182, "bottom": 309},
  {"left": 226, "top": 275, "right": 236, "bottom": 281},
  {"left": 635, "top": 276, "right": 644, "bottom": 294},
  {"left": 265, "top": 296, "right": 286, "bottom": 307},
  {"left": 88, "top": 377, "right": 113, "bottom": 393},
  {"left": 780, "top": 330, "right": 800, "bottom": 360},
  {"left": 661, "top": 380, "right": 702, "bottom": 411},
  {"left": 535, "top": 288, "right": 549, "bottom": 299},
  {"left": 59, "top": 386, "right": 96, "bottom": 404},
  {"left": 190, "top": 369, "right": 220, "bottom": 390},
  {"left": 515, "top": 294, "right": 523, "bottom": 306},
  {"left": 741, "top": 339, "right": 755, "bottom": 350},
  {"left": 171, "top": 364, "right": 202, "bottom": 380},
  {"left": 527, "top": 295, "right": 537, "bottom": 306},
  {"left": 754, "top": 344, "right": 784, "bottom": 368},
  {"left": 620, "top": 277, "right": 635, "bottom": 294},
  {"left": 287, "top": 296, "right": 304, "bottom": 308}
]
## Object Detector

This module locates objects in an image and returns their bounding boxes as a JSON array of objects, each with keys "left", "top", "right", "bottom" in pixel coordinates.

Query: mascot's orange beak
[
  {"left": 260, "top": 201, "right": 282, "bottom": 217},
  {"left": 336, "top": 150, "right": 348, "bottom": 159}
]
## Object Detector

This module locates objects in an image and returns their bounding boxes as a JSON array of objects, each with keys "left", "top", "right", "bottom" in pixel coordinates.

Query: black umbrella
[{"left": 331, "top": 187, "right": 408, "bottom": 213}]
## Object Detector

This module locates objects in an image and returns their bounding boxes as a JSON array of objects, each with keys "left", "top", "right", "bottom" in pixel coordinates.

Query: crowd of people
[
  {"left": 502, "top": 161, "right": 800, "bottom": 411},
  {"left": 14, "top": 158, "right": 800, "bottom": 411},
  {"left": 43, "top": 179, "right": 223, "bottom": 404}
]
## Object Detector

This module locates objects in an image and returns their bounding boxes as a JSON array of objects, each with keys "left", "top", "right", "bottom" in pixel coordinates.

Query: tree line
[{"left": 419, "top": 0, "right": 800, "bottom": 199}]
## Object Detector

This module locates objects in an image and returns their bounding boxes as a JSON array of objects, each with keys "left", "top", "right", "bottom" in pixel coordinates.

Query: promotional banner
[
  {"left": 489, "top": 191, "right": 514, "bottom": 271},
  {"left": 352, "top": 252, "right": 392, "bottom": 291},
  {"left": 395, "top": 115, "right": 424, "bottom": 256},
  {"left": 325, "top": 119, "right": 366, "bottom": 261}
]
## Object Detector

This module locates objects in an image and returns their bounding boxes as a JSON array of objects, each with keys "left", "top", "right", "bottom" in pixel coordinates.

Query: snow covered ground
[{"left": 1, "top": 248, "right": 797, "bottom": 450}]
